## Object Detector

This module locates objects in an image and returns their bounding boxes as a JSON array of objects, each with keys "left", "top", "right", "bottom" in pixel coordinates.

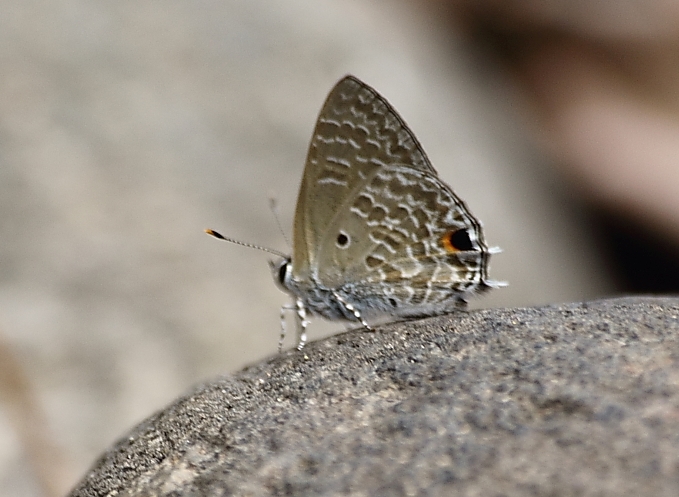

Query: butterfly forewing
[{"left": 292, "top": 76, "right": 435, "bottom": 281}]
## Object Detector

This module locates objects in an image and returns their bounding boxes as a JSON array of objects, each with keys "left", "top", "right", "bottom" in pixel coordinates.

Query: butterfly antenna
[
  {"left": 204, "top": 229, "right": 288, "bottom": 259},
  {"left": 268, "top": 195, "right": 291, "bottom": 249}
]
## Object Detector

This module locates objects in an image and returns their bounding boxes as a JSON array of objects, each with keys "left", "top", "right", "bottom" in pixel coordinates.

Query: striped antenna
[{"left": 204, "top": 229, "right": 287, "bottom": 259}]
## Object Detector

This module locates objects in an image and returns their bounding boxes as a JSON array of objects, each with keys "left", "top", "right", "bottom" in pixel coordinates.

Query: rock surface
[{"left": 68, "top": 297, "right": 679, "bottom": 496}]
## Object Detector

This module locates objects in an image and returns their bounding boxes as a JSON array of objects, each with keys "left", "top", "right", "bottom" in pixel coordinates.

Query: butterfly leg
[
  {"left": 332, "top": 291, "right": 373, "bottom": 331},
  {"left": 278, "top": 302, "right": 297, "bottom": 353},
  {"left": 295, "top": 298, "right": 309, "bottom": 350}
]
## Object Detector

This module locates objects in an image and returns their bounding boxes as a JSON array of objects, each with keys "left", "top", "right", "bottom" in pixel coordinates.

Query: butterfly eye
[
  {"left": 441, "top": 229, "right": 473, "bottom": 252},
  {"left": 336, "top": 232, "right": 350, "bottom": 248},
  {"left": 278, "top": 259, "right": 290, "bottom": 285}
]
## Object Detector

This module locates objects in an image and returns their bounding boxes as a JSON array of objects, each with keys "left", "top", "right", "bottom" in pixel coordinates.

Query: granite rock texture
[{"left": 69, "top": 297, "right": 679, "bottom": 496}]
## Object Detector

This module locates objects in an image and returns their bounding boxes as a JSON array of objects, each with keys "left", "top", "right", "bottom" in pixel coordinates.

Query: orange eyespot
[{"left": 441, "top": 229, "right": 473, "bottom": 252}]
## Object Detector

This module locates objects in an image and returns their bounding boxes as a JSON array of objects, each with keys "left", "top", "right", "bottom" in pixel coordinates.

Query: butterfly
[{"left": 208, "top": 75, "right": 502, "bottom": 351}]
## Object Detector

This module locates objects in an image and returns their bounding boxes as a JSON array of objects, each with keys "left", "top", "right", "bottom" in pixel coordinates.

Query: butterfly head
[{"left": 270, "top": 257, "right": 293, "bottom": 292}]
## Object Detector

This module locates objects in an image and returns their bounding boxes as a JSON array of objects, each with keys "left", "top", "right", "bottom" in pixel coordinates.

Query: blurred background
[{"left": 1, "top": 1, "right": 678, "bottom": 495}]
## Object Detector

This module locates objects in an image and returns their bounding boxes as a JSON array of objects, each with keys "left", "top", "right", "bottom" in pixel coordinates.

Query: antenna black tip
[{"left": 205, "top": 229, "right": 225, "bottom": 240}]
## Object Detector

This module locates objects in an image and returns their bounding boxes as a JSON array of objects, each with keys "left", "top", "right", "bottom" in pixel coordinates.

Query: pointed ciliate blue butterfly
[{"left": 208, "top": 75, "right": 503, "bottom": 351}]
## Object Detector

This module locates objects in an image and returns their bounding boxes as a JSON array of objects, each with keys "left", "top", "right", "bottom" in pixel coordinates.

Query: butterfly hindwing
[{"left": 314, "top": 164, "right": 490, "bottom": 308}]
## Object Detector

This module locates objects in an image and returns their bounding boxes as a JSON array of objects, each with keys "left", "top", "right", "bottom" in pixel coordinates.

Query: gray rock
[{"left": 68, "top": 297, "right": 679, "bottom": 496}]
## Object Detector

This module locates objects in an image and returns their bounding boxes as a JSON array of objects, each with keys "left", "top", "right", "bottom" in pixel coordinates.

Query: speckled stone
[{"left": 68, "top": 297, "right": 679, "bottom": 496}]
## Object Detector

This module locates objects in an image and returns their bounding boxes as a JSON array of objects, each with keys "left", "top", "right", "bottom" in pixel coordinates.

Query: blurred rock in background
[{"left": 443, "top": 0, "right": 679, "bottom": 291}]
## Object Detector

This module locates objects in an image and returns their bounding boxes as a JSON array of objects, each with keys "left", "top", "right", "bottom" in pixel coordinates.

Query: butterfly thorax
[{"left": 272, "top": 256, "right": 363, "bottom": 321}]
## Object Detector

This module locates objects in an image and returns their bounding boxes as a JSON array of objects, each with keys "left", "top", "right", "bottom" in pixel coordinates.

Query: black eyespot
[
  {"left": 278, "top": 259, "right": 289, "bottom": 285},
  {"left": 336, "top": 232, "right": 349, "bottom": 248},
  {"left": 449, "top": 229, "right": 473, "bottom": 251},
  {"left": 388, "top": 298, "right": 397, "bottom": 307}
]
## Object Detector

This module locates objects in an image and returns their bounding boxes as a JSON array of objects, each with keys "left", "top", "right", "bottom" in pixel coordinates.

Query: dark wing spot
[
  {"left": 449, "top": 229, "right": 473, "bottom": 251},
  {"left": 337, "top": 232, "right": 350, "bottom": 247},
  {"left": 441, "top": 229, "right": 473, "bottom": 252}
]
